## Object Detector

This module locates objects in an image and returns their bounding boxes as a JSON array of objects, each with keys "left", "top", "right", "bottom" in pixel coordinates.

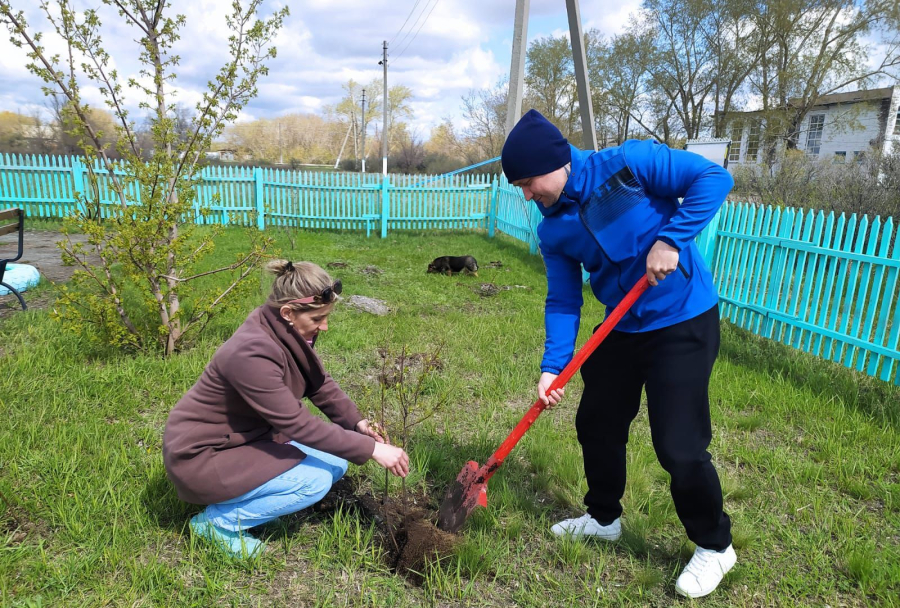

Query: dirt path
[{"left": 0, "top": 230, "right": 98, "bottom": 318}]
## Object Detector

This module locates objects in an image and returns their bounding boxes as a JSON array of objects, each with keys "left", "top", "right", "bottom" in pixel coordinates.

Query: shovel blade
[{"left": 437, "top": 460, "right": 488, "bottom": 533}]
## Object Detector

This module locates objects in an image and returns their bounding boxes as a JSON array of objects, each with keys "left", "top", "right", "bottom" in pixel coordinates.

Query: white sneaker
[
  {"left": 550, "top": 514, "right": 621, "bottom": 540},
  {"left": 675, "top": 544, "right": 737, "bottom": 598}
]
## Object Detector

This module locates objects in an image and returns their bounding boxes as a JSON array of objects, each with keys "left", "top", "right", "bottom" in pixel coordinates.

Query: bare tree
[
  {"left": 461, "top": 79, "right": 507, "bottom": 160},
  {"left": 393, "top": 127, "right": 426, "bottom": 174}
]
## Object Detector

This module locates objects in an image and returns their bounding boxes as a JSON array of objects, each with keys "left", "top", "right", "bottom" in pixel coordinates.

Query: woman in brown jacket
[{"left": 163, "top": 260, "right": 409, "bottom": 557}]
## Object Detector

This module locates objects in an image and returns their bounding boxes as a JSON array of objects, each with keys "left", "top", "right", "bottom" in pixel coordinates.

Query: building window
[
  {"left": 833, "top": 151, "right": 846, "bottom": 163},
  {"left": 746, "top": 120, "right": 761, "bottom": 162},
  {"left": 854, "top": 151, "right": 865, "bottom": 162},
  {"left": 728, "top": 122, "right": 743, "bottom": 162},
  {"left": 806, "top": 114, "right": 825, "bottom": 155},
  {"left": 895, "top": 109, "right": 900, "bottom": 135}
]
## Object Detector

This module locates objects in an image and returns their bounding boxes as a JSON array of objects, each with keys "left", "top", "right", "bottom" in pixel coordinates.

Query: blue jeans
[{"left": 205, "top": 442, "right": 348, "bottom": 531}]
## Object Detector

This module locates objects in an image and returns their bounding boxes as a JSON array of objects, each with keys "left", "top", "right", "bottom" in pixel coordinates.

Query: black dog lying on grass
[{"left": 427, "top": 255, "right": 478, "bottom": 277}]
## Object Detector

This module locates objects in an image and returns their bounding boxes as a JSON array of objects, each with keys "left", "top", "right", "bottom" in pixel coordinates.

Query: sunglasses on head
[{"left": 287, "top": 279, "right": 342, "bottom": 305}]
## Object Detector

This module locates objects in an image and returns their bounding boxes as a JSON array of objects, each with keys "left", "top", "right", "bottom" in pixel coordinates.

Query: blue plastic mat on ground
[{"left": 0, "top": 263, "right": 40, "bottom": 295}]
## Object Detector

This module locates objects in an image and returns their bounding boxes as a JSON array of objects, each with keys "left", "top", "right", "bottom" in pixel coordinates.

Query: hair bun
[{"left": 265, "top": 259, "right": 295, "bottom": 277}]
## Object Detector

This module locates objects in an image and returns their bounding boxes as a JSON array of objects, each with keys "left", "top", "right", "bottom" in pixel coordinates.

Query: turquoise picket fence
[
  {"left": 0, "top": 154, "right": 148, "bottom": 219},
  {"left": 1, "top": 153, "right": 898, "bottom": 385},
  {"left": 493, "top": 189, "right": 900, "bottom": 386},
  {"left": 711, "top": 201, "right": 900, "bottom": 385},
  {"left": 496, "top": 174, "right": 542, "bottom": 253},
  {"left": 0, "top": 153, "right": 493, "bottom": 237},
  {"left": 0, "top": 154, "right": 82, "bottom": 218}
]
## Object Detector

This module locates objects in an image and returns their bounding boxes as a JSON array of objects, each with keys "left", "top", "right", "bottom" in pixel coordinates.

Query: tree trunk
[{"left": 149, "top": 30, "right": 182, "bottom": 356}]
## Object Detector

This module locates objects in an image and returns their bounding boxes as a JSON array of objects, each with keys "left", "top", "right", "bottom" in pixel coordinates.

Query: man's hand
[
  {"left": 538, "top": 372, "right": 564, "bottom": 407},
  {"left": 646, "top": 240, "right": 679, "bottom": 287},
  {"left": 356, "top": 419, "right": 387, "bottom": 443}
]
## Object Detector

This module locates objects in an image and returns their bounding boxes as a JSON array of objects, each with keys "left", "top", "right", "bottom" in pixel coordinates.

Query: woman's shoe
[{"left": 190, "top": 512, "right": 264, "bottom": 558}]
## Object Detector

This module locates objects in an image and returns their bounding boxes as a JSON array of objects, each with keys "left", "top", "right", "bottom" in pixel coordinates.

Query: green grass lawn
[{"left": 1, "top": 227, "right": 898, "bottom": 607}]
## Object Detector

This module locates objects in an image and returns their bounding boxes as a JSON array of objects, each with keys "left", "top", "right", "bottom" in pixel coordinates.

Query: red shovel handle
[{"left": 477, "top": 275, "right": 651, "bottom": 482}]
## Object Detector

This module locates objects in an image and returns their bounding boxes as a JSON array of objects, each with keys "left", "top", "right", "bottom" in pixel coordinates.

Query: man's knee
[{"left": 654, "top": 438, "right": 710, "bottom": 477}]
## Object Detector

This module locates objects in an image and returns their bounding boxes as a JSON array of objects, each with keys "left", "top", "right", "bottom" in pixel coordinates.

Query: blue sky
[{"left": 0, "top": 0, "right": 640, "bottom": 138}]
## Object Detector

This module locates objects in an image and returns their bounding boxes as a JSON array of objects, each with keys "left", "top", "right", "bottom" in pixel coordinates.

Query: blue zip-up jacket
[{"left": 538, "top": 139, "right": 733, "bottom": 374}]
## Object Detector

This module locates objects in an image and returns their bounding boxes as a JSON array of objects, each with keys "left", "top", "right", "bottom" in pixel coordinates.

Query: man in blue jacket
[{"left": 502, "top": 110, "right": 735, "bottom": 598}]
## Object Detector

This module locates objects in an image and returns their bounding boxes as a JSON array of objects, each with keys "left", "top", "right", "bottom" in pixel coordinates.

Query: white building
[
  {"left": 204, "top": 149, "right": 236, "bottom": 162},
  {"left": 684, "top": 138, "right": 732, "bottom": 168},
  {"left": 723, "top": 86, "right": 900, "bottom": 168}
]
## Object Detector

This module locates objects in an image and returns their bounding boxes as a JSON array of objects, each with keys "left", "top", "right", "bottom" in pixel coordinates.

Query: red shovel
[{"left": 437, "top": 275, "right": 651, "bottom": 533}]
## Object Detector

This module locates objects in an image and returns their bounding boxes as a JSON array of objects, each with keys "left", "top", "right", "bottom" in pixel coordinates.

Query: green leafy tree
[
  {"left": 385, "top": 84, "right": 414, "bottom": 150},
  {"left": 327, "top": 79, "right": 371, "bottom": 168},
  {"left": 705, "top": 0, "right": 766, "bottom": 137},
  {"left": 0, "top": 0, "right": 287, "bottom": 355},
  {"left": 58, "top": 100, "right": 118, "bottom": 156},
  {"left": 326, "top": 79, "right": 413, "bottom": 167},
  {"left": 750, "top": 0, "right": 900, "bottom": 156},
  {"left": 642, "top": 0, "right": 718, "bottom": 141},
  {"left": 587, "top": 25, "right": 661, "bottom": 144},
  {"left": 0, "top": 110, "right": 37, "bottom": 152},
  {"left": 524, "top": 34, "right": 578, "bottom": 139},
  {"left": 422, "top": 120, "right": 468, "bottom": 172}
]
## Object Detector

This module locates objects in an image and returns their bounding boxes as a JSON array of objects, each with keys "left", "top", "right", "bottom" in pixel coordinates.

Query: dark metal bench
[{"left": 0, "top": 208, "right": 27, "bottom": 310}]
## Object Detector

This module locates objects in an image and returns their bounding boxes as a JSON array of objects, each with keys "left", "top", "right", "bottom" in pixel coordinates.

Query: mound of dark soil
[{"left": 356, "top": 491, "right": 457, "bottom": 578}]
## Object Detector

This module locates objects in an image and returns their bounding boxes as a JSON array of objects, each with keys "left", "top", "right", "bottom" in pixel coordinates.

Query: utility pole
[
  {"left": 360, "top": 88, "right": 367, "bottom": 173},
  {"left": 351, "top": 110, "right": 358, "bottom": 169},
  {"left": 334, "top": 121, "right": 353, "bottom": 170},
  {"left": 566, "top": 0, "right": 597, "bottom": 150},
  {"left": 379, "top": 41, "right": 389, "bottom": 175},
  {"left": 505, "top": 0, "right": 529, "bottom": 137}
]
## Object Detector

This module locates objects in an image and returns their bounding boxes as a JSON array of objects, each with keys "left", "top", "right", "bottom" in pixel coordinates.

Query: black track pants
[{"left": 575, "top": 304, "right": 732, "bottom": 551}]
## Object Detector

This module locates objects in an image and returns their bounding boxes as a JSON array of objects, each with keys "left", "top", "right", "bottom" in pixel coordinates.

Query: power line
[
  {"left": 393, "top": 0, "right": 432, "bottom": 54},
  {"left": 389, "top": 0, "right": 425, "bottom": 46},
  {"left": 393, "top": 0, "right": 441, "bottom": 63}
]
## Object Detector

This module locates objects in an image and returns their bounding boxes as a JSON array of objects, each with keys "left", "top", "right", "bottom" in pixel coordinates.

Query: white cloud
[
  {"left": 0, "top": 0, "right": 637, "bottom": 138},
  {"left": 582, "top": 0, "right": 643, "bottom": 35}
]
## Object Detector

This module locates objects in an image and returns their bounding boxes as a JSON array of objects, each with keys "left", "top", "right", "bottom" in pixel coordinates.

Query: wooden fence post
[
  {"left": 696, "top": 207, "right": 723, "bottom": 265},
  {"left": 529, "top": 204, "right": 539, "bottom": 255},
  {"left": 71, "top": 156, "right": 86, "bottom": 216},
  {"left": 254, "top": 167, "right": 265, "bottom": 230},
  {"left": 762, "top": 207, "right": 795, "bottom": 339},
  {"left": 488, "top": 177, "right": 499, "bottom": 237}
]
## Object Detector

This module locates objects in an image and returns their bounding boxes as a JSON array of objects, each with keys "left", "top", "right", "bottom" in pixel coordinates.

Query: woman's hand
[
  {"left": 371, "top": 442, "right": 410, "bottom": 477},
  {"left": 356, "top": 419, "right": 387, "bottom": 443},
  {"left": 538, "top": 372, "right": 564, "bottom": 407}
]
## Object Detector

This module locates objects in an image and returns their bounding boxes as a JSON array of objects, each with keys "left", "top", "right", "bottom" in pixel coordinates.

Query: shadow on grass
[
  {"left": 136, "top": 416, "right": 578, "bottom": 556},
  {"left": 720, "top": 320, "right": 900, "bottom": 427},
  {"left": 412, "top": 428, "right": 578, "bottom": 527},
  {"left": 141, "top": 463, "right": 198, "bottom": 532}
]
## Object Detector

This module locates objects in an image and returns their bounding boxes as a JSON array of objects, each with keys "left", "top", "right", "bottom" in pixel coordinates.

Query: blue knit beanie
[{"left": 501, "top": 109, "right": 571, "bottom": 182}]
